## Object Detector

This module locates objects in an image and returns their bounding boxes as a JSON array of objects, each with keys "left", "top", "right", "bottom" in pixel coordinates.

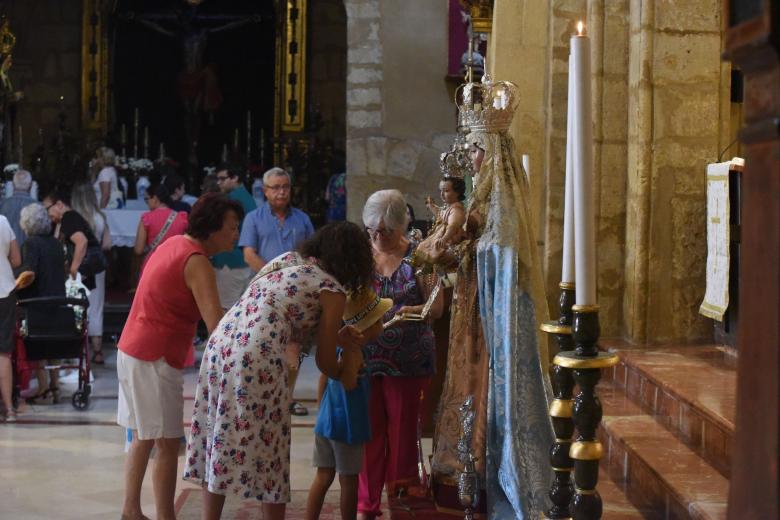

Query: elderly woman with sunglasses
[{"left": 357, "top": 189, "right": 444, "bottom": 519}]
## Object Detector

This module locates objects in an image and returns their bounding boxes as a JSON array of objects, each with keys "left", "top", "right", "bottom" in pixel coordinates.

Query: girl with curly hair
[{"left": 184, "top": 221, "right": 375, "bottom": 520}]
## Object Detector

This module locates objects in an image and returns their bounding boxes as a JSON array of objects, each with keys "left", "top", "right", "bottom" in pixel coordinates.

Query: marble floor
[{"left": 0, "top": 346, "right": 406, "bottom": 519}]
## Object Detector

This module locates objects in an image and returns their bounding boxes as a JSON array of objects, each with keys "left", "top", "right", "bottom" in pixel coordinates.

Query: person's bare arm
[
  {"left": 317, "top": 373, "right": 328, "bottom": 403},
  {"left": 99, "top": 181, "right": 110, "bottom": 209},
  {"left": 8, "top": 238, "right": 20, "bottom": 268},
  {"left": 363, "top": 320, "right": 384, "bottom": 342},
  {"left": 315, "top": 290, "right": 366, "bottom": 381},
  {"left": 68, "top": 231, "right": 88, "bottom": 279},
  {"left": 243, "top": 246, "right": 266, "bottom": 272},
  {"left": 101, "top": 220, "right": 112, "bottom": 250},
  {"left": 133, "top": 219, "right": 147, "bottom": 256},
  {"left": 184, "top": 254, "right": 224, "bottom": 334}
]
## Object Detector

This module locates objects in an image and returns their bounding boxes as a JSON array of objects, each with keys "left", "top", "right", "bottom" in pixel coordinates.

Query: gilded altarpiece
[{"left": 81, "top": 0, "right": 111, "bottom": 135}]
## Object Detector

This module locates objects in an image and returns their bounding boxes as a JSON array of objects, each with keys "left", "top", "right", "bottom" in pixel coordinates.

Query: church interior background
[{"left": 0, "top": 0, "right": 778, "bottom": 518}]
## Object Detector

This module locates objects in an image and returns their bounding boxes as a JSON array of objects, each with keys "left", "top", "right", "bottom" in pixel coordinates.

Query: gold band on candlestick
[
  {"left": 571, "top": 304, "right": 599, "bottom": 313},
  {"left": 559, "top": 281, "right": 575, "bottom": 290},
  {"left": 549, "top": 399, "right": 574, "bottom": 418},
  {"left": 553, "top": 351, "right": 618, "bottom": 370},
  {"left": 540, "top": 321, "right": 572, "bottom": 335},
  {"left": 569, "top": 441, "right": 603, "bottom": 460}
]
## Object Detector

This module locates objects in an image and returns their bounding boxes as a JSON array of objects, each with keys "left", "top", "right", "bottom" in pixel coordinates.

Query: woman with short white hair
[
  {"left": 357, "top": 189, "right": 444, "bottom": 519},
  {"left": 18, "top": 202, "right": 66, "bottom": 402}
]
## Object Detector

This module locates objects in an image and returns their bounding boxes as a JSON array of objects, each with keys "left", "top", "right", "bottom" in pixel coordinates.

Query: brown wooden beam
[{"left": 722, "top": 2, "right": 780, "bottom": 518}]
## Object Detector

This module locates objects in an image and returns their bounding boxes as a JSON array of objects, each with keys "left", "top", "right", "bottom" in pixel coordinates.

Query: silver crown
[
  {"left": 440, "top": 132, "right": 473, "bottom": 179},
  {"left": 456, "top": 72, "right": 518, "bottom": 134}
]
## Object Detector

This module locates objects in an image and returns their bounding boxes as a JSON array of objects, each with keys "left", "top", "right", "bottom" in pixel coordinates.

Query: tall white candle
[
  {"left": 221, "top": 143, "right": 228, "bottom": 162},
  {"left": 233, "top": 128, "right": 239, "bottom": 151},
  {"left": 159, "top": 142, "right": 165, "bottom": 161},
  {"left": 562, "top": 53, "right": 576, "bottom": 285},
  {"left": 572, "top": 22, "right": 596, "bottom": 305},
  {"left": 143, "top": 127, "right": 149, "bottom": 159},
  {"left": 120, "top": 124, "right": 127, "bottom": 157}
]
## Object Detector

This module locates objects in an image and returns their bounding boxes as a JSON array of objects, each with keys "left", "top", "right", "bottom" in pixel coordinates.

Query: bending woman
[
  {"left": 117, "top": 193, "right": 243, "bottom": 520},
  {"left": 184, "top": 221, "right": 375, "bottom": 520}
]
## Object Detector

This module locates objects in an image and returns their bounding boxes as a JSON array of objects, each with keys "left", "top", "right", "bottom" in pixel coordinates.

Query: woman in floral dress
[{"left": 184, "top": 221, "right": 375, "bottom": 520}]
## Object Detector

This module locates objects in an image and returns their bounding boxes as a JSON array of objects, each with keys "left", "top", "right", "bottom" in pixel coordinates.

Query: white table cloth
[
  {"left": 105, "top": 209, "right": 144, "bottom": 248},
  {"left": 124, "top": 198, "right": 148, "bottom": 210}
]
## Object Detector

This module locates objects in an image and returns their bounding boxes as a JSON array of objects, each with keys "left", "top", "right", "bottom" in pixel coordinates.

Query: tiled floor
[
  {"left": 1, "top": 344, "right": 665, "bottom": 519},
  {"left": 0, "top": 347, "right": 392, "bottom": 519}
]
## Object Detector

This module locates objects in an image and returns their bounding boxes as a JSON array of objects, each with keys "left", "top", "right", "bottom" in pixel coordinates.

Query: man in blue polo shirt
[
  {"left": 239, "top": 167, "right": 314, "bottom": 273},
  {"left": 212, "top": 164, "right": 257, "bottom": 309},
  {"left": 240, "top": 166, "right": 314, "bottom": 416}
]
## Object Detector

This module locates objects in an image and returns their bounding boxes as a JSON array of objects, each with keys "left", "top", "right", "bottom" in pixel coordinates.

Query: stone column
[
  {"left": 344, "top": 0, "right": 384, "bottom": 223},
  {"left": 344, "top": 0, "right": 454, "bottom": 223},
  {"left": 490, "top": 0, "right": 552, "bottom": 267},
  {"left": 623, "top": 0, "right": 723, "bottom": 343},
  {"left": 588, "top": 0, "right": 629, "bottom": 337}
]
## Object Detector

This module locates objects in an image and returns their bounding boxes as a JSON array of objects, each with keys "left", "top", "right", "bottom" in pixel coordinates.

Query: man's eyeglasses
[
  {"left": 265, "top": 184, "right": 291, "bottom": 193},
  {"left": 216, "top": 175, "right": 230, "bottom": 182},
  {"left": 366, "top": 227, "right": 391, "bottom": 238},
  {"left": 44, "top": 202, "right": 56, "bottom": 211}
]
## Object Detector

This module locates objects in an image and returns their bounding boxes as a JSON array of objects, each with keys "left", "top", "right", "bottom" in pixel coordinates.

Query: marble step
[
  {"left": 599, "top": 341, "right": 735, "bottom": 478},
  {"left": 598, "top": 380, "right": 728, "bottom": 520}
]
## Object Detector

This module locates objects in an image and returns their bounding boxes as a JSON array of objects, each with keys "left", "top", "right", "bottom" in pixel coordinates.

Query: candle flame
[{"left": 577, "top": 21, "right": 584, "bottom": 36}]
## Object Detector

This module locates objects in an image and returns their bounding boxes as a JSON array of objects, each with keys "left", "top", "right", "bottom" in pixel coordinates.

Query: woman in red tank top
[{"left": 118, "top": 193, "right": 243, "bottom": 520}]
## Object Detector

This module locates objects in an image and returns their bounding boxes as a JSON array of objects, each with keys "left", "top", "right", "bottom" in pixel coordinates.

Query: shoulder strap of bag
[{"left": 149, "top": 210, "right": 178, "bottom": 252}]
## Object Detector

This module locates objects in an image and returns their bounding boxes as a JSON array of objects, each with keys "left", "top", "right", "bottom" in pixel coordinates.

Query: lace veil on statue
[{"left": 458, "top": 72, "right": 554, "bottom": 519}]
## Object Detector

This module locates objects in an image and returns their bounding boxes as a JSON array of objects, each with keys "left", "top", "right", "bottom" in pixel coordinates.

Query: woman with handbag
[
  {"left": 133, "top": 183, "right": 188, "bottom": 274},
  {"left": 42, "top": 187, "right": 107, "bottom": 291},
  {"left": 71, "top": 182, "right": 113, "bottom": 365}
]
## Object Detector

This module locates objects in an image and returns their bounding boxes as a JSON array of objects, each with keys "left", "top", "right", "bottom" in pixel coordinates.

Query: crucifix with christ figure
[{"left": 121, "top": 1, "right": 265, "bottom": 171}]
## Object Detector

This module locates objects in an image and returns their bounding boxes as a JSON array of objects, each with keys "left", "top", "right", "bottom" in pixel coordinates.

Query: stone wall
[
  {"left": 489, "top": 0, "right": 729, "bottom": 344},
  {"left": 590, "top": 0, "right": 629, "bottom": 338},
  {"left": 5, "top": 1, "right": 83, "bottom": 170},
  {"left": 624, "top": 0, "right": 722, "bottom": 343},
  {"left": 344, "top": 0, "right": 455, "bottom": 223}
]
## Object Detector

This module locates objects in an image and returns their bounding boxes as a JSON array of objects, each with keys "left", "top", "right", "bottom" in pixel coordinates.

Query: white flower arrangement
[
  {"left": 3, "top": 163, "right": 19, "bottom": 173},
  {"left": 116, "top": 157, "right": 154, "bottom": 172},
  {"left": 203, "top": 165, "right": 216, "bottom": 176}
]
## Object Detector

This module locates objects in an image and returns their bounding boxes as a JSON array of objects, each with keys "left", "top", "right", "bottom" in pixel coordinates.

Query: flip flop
[{"left": 289, "top": 401, "right": 308, "bottom": 416}]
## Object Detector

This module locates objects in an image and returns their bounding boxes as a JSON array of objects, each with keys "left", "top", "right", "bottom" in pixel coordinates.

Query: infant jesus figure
[
  {"left": 411, "top": 175, "right": 467, "bottom": 273},
  {"left": 425, "top": 176, "right": 467, "bottom": 249}
]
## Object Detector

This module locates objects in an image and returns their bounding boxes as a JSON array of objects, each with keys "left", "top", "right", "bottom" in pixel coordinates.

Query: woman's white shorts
[{"left": 117, "top": 350, "right": 184, "bottom": 440}]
